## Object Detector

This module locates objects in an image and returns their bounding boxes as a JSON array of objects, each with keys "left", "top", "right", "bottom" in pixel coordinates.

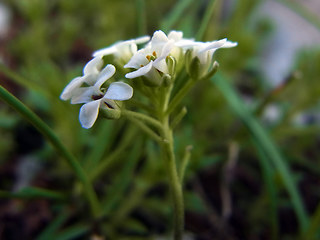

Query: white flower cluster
[{"left": 61, "top": 30, "right": 237, "bottom": 128}]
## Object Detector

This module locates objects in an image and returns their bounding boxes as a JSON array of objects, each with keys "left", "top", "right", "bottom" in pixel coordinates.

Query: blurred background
[{"left": 0, "top": 0, "right": 320, "bottom": 239}]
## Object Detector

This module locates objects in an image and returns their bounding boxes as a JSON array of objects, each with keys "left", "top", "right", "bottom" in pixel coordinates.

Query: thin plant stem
[
  {"left": 161, "top": 122, "right": 184, "bottom": 240},
  {"left": 166, "top": 79, "right": 195, "bottom": 116},
  {"left": 159, "top": 86, "right": 184, "bottom": 240},
  {"left": 126, "top": 116, "right": 163, "bottom": 143},
  {"left": 0, "top": 85, "right": 101, "bottom": 217},
  {"left": 122, "top": 109, "right": 163, "bottom": 129},
  {"left": 179, "top": 145, "right": 192, "bottom": 183},
  {"left": 171, "top": 106, "right": 187, "bottom": 129}
]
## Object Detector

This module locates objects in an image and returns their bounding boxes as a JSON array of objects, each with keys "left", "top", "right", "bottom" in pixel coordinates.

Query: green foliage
[{"left": 1, "top": 0, "right": 320, "bottom": 239}]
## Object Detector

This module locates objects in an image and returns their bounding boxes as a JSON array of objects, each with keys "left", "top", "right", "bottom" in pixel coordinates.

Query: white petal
[
  {"left": 134, "top": 36, "right": 151, "bottom": 44},
  {"left": 79, "top": 100, "right": 101, "bottom": 129},
  {"left": 222, "top": 40, "right": 238, "bottom": 48},
  {"left": 153, "top": 58, "right": 168, "bottom": 73},
  {"left": 83, "top": 56, "right": 103, "bottom": 75},
  {"left": 159, "top": 41, "right": 174, "bottom": 58},
  {"left": 71, "top": 88, "right": 96, "bottom": 104},
  {"left": 95, "top": 64, "right": 116, "bottom": 89},
  {"left": 92, "top": 46, "right": 117, "bottom": 57},
  {"left": 151, "top": 30, "right": 169, "bottom": 46},
  {"left": 199, "top": 39, "right": 227, "bottom": 53},
  {"left": 125, "top": 61, "right": 153, "bottom": 79},
  {"left": 60, "top": 76, "right": 84, "bottom": 100},
  {"left": 168, "top": 31, "right": 183, "bottom": 41},
  {"left": 175, "top": 39, "right": 198, "bottom": 48},
  {"left": 104, "top": 82, "right": 133, "bottom": 100},
  {"left": 93, "top": 36, "right": 149, "bottom": 58},
  {"left": 124, "top": 48, "right": 150, "bottom": 69}
]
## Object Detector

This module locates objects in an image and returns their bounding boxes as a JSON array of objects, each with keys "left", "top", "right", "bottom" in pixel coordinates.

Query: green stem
[
  {"left": 161, "top": 123, "right": 184, "bottom": 240},
  {"left": 0, "top": 85, "right": 100, "bottom": 217},
  {"left": 171, "top": 106, "right": 187, "bottom": 130},
  {"left": 122, "top": 109, "right": 163, "bottom": 129},
  {"left": 125, "top": 116, "right": 163, "bottom": 143},
  {"left": 166, "top": 79, "right": 195, "bottom": 116},
  {"left": 179, "top": 145, "right": 192, "bottom": 183},
  {"left": 159, "top": 86, "right": 184, "bottom": 240}
]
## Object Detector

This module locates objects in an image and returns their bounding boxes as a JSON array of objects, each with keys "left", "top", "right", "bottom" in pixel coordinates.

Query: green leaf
[{"left": 36, "top": 210, "right": 70, "bottom": 240}]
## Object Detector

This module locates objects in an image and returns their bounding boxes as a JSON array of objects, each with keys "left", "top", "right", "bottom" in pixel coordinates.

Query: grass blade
[
  {"left": 160, "top": 0, "right": 194, "bottom": 32},
  {"left": 0, "top": 84, "right": 100, "bottom": 217},
  {"left": 0, "top": 187, "right": 66, "bottom": 200},
  {"left": 211, "top": 73, "right": 309, "bottom": 232},
  {"left": 36, "top": 210, "right": 70, "bottom": 240},
  {"left": 136, "top": 0, "right": 147, "bottom": 35},
  {"left": 196, "top": 0, "right": 216, "bottom": 41}
]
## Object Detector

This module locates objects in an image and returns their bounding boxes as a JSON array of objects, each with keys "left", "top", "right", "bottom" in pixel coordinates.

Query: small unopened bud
[
  {"left": 162, "top": 73, "right": 172, "bottom": 86},
  {"left": 201, "top": 61, "right": 219, "bottom": 80},
  {"left": 100, "top": 103, "right": 121, "bottom": 119},
  {"left": 166, "top": 56, "right": 176, "bottom": 77},
  {"left": 187, "top": 57, "right": 201, "bottom": 80}
]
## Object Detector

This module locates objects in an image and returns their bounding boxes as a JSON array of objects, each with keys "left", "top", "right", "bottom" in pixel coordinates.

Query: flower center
[
  {"left": 146, "top": 51, "right": 157, "bottom": 62},
  {"left": 91, "top": 94, "right": 104, "bottom": 100}
]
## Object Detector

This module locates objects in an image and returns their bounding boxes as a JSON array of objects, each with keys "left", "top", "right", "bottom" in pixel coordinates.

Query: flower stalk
[{"left": 60, "top": 29, "right": 237, "bottom": 238}]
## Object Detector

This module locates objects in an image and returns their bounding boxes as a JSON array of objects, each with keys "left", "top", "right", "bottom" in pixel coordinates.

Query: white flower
[
  {"left": 167, "top": 30, "right": 196, "bottom": 48},
  {"left": 92, "top": 36, "right": 150, "bottom": 65},
  {"left": 188, "top": 38, "right": 238, "bottom": 65},
  {"left": 124, "top": 30, "right": 175, "bottom": 80},
  {"left": 60, "top": 56, "right": 104, "bottom": 101},
  {"left": 183, "top": 38, "right": 237, "bottom": 78},
  {"left": 61, "top": 63, "right": 133, "bottom": 129},
  {"left": 166, "top": 30, "right": 196, "bottom": 63}
]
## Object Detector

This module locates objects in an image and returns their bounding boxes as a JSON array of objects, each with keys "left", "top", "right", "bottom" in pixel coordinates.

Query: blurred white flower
[
  {"left": 93, "top": 36, "right": 150, "bottom": 65},
  {"left": 184, "top": 38, "right": 237, "bottom": 78},
  {"left": 187, "top": 38, "right": 237, "bottom": 64}
]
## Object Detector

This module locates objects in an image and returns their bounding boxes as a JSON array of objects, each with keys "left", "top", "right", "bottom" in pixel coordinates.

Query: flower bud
[
  {"left": 166, "top": 56, "right": 176, "bottom": 77},
  {"left": 100, "top": 103, "right": 121, "bottom": 119}
]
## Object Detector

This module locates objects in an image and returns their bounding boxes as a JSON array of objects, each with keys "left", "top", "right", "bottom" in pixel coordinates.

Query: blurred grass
[{"left": 0, "top": 0, "right": 320, "bottom": 239}]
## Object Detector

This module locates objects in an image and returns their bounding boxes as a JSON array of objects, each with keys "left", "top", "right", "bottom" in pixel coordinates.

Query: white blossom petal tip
[
  {"left": 134, "top": 36, "right": 151, "bottom": 44},
  {"left": 79, "top": 100, "right": 101, "bottom": 129},
  {"left": 125, "top": 61, "right": 153, "bottom": 79},
  {"left": 104, "top": 82, "right": 133, "bottom": 100},
  {"left": 151, "top": 30, "right": 169, "bottom": 44},
  {"left": 223, "top": 40, "right": 238, "bottom": 48},
  {"left": 95, "top": 64, "right": 116, "bottom": 88},
  {"left": 60, "top": 76, "right": 84, "bottom": 101},
  {"left": 83, "top": 56, "right": 103, "bottom": 75},
  {"left": 92, "top": 36, "right": 150, "bottom": 58},
  {"left": 168, "top": 30, "right": 183, "bottom": 41}
]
